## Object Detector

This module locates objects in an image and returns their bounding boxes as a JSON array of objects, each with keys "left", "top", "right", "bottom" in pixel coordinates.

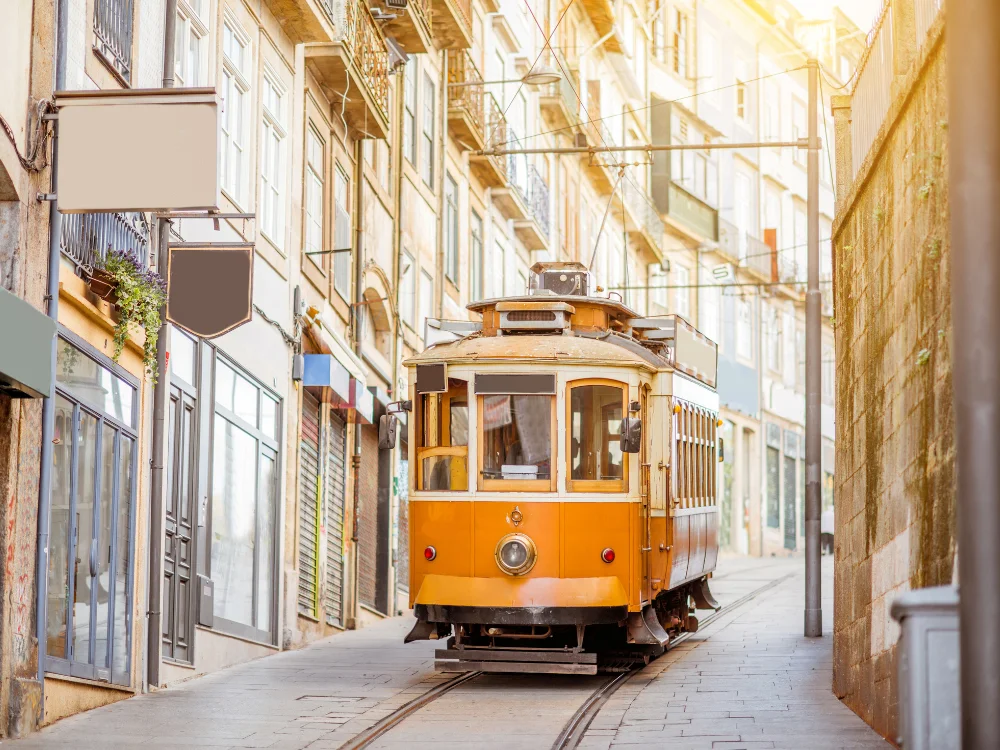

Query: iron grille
[{"left": 93, "top": 0, "right": 134, "bottom": 83}]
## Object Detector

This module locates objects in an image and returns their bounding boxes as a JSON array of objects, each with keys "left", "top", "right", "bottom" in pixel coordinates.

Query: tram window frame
[
  {"left": 476, "top": 394, "right": 557, "bottom": 492},
  {"left": 566, "top": 378, "right": 629, "bottom": 493},
  {"left": 414, "top": 378, "right": 469, "bottom": 491}
]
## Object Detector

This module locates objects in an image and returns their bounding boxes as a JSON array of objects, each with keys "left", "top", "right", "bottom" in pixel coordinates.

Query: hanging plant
[{"left": 95, "top": 249, "right": 167, "bottom": 382}]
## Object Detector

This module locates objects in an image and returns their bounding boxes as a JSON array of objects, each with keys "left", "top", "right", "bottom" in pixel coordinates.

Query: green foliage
[
  {"left": 916, "top": 348, "right": 932, "bottom": 367},
  {"left": 927, "top": 238, "right": 941, "bottom": 260},
  {"left": 96, "top": 249, "right": 167, "bottom": 383}
]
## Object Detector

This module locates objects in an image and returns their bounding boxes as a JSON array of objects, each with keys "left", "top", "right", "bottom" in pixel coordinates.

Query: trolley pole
[
  {"left": 949, "top": 0, "right": 1000, "bottom": 744},
  {"left": 804, "top": 58, "right": 822, "bottom": 638}
]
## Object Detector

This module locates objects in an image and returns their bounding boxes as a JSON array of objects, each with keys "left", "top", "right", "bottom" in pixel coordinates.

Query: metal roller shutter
[
  {"left": 298, "top": 393, "right": 321, "bottom": 617},
  {"left": 358, "top": 427, "right": 379, "bottom": 610},
  {"left": 324, "top": 411, "right": 347, "bottom": 626}
]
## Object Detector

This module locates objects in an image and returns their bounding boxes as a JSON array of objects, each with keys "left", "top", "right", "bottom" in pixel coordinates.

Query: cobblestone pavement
[{"left": 11, "top": 555, "right": 888, "bottom": 749}]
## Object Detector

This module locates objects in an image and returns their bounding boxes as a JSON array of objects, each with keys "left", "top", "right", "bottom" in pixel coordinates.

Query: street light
[{"left": 448, "top": 63, "right": 562, "bottom": 88}]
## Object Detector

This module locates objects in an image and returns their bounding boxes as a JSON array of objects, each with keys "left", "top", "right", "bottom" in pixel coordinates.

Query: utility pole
[
  {"left": 804, "top": 58, "right": 822, "bottom": 638},
  {"left": 949, "top": 0, "right": 1000, "bottom": 745}
]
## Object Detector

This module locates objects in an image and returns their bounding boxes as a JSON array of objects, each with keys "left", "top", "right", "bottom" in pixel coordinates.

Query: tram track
[{"left": 338, "top": 572, "right": 794, "bottom": 750}]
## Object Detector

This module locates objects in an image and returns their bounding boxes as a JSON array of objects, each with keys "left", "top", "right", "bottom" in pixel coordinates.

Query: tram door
[{"left": 640, "top": 386, "right": 651, "bottom": 603}]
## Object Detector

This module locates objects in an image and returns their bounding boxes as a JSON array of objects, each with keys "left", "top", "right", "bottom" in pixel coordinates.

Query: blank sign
[{"left": 166, "top": 246, "right": 253, "bottom": 339}]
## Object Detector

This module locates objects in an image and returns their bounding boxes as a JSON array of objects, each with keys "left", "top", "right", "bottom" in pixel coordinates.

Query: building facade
[{"left": 0, "top": 0, "right": 857, "bottom": 737}]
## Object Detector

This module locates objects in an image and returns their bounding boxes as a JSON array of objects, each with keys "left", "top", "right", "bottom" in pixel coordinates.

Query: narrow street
[{"left": 12, "top": 557, "right": 887, "bottom": 750}]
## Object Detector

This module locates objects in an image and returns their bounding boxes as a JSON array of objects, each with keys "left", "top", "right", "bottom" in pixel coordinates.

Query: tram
[{"left": 393, "top": 261, "right": 722, "bottom": 674}]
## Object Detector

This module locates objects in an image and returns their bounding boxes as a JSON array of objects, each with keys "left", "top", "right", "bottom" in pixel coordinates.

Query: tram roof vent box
[
  {"left": 496, "top": 300, "right": 575, "bottom": 334},
  {"left": 529, "top": 261, "right": 591, "bottom": 297}
]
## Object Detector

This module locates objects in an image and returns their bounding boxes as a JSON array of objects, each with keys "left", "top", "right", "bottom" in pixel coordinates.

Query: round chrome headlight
[{"left": 495, "top": 533, "right": 537, "bottom": 576}]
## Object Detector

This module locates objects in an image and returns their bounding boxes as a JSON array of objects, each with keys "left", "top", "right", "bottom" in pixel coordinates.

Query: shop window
[
  {"left": 567, "top": 380, "right": 627, "bottom": 492},
  {"left": 46, "top": 336, "right": 137, "bottom": 686},
  {"left": 415, "top": 378, "right": 469, "bottom": 491}
]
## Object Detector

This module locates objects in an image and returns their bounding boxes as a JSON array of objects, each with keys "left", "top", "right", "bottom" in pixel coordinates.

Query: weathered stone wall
[{"left": 831, "top": 17, "right": 953, "bottom": 743}]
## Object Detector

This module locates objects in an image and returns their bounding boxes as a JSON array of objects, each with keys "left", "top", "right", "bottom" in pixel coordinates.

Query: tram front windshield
[{"left": 481, "top": 394, "right": 552, "bottom": 482}]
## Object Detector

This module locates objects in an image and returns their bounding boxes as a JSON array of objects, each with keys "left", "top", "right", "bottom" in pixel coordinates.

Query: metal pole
[
  {"left": 349, "top": 140, "right": 365, "bottom": 626},
  {"left": 804, "top": 58, "right": 822, "bottom": 638},
  {"left": 949, "top": 0, "right": 1000, "bottom": 745},
  {"left": 35, "top": 0, "right": 71, "bottom": 721},
  {"left": 147, "top": 0, "right": 178, "bottom": 690}
]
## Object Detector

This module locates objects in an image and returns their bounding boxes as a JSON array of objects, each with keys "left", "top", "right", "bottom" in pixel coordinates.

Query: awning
[
  {"left": 302, "top": 354, "right": 352, "bottom": 407},
  {"left": 351, "top": 378, "right": 374, "bottom": 425},
  {"left": 0, "top": 287, "right": 56, "bottom": 398}
]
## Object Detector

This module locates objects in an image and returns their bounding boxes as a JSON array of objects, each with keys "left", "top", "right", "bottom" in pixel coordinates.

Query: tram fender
[{"left": 691, "top": 576, "right": 721, "bottom": 610}]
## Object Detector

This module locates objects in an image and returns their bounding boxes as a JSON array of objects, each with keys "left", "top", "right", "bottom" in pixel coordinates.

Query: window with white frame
[
  {"left": 421, "top": 73, "right": 435, "bottom": 188},
  {"left": 259, "top": 74, "right": 286, "bottom": 248},
  {"left": 674, "top": 264, "right": 691, "bottom": 318},
  {"left": 399, "top": 250, "right": 416, "bottom": 329},
  {"left": 334, "top": 166, "right": 352, "bottom": 301},
  {"left": 221, "top": 21, "right": 250, "bottom": 206},
  {"left": 175, "top": 0, "right": 209, "bottom": 86},
  {"left": 652, "top": 0, "right": 666, "bottom": 62},
  {"left": 445, "top": 173, "right": 459, "bottom": 284},
  {"left": 304, "top": 127, "right": 324, "bottom": 262},
  {"left": 470, "top": 210, "right": 483, "bottom": 301},
  {"left": 404, "top": 61, "right": 418, "bottom": 167},
  {"left": 736, "top": 296, "right": 753, "bottom": 361}
]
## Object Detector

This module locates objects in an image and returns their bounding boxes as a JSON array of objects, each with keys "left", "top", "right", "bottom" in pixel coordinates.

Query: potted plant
[
  {"left": 94, "top": 249, "right": 167, "bottom": 382},
  {"left": 87, "top": 265, "right": 118, "bottom": 303}
]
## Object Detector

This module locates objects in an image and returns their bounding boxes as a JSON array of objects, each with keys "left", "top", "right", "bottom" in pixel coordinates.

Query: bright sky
[{"left": 789, "top": 0, "right": 883, "bottom": 32}]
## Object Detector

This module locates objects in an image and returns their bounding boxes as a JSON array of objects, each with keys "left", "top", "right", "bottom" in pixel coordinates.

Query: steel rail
[
  {"left": 550, "top": 572, "right": 796, "bottom": 750},
  {"left": 336, "top": 670, "right": 483, "bottom": 750}
]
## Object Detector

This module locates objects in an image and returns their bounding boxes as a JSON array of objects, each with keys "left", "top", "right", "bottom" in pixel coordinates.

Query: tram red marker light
[
  {"left": 601, "top": 548, "right": 615, "bottom": 563},
  {"left": 424, "top": 546, "right": 437, "bottom": 561}
]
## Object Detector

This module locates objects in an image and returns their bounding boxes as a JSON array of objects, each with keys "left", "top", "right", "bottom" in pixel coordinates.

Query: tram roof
[{"left": 403, "top": 330, "right": 669, "bottom": 372}]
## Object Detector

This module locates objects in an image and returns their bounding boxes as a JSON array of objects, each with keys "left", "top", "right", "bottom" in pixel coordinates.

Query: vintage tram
[{"left": 396, "top": 262, "right": 722, "bottom": 674}]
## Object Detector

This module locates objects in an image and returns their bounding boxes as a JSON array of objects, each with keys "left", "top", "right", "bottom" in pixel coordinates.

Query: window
[
  {"left": 399, "top": 250, "right": 416, "bottom": 329},
  {"left": 672, "top": 10, "right": 688, "bottom": 77},
  {"left": 419, "top": 269, "right": 433, "bottom": 343},
  {"left": 404, "top": 60, "right": 418, "bottom": 167},
  {"left": 736, "top": 79, "right": 747, "bottom": 121},
  {"left": 470, "top": 210, "right": 483, "bottom": 301},
  {"left": 46, "top": 336, "right": 137, "bottom": 685},
  {"left": 822, "top": 343, "right": 835, "bottom": 406},
  {"left": 445, "top": 173, "right": 459, "bottom": 284},
  {"left": 421, "top": 73, "right": 435, "bottom": 187},
  {"left": 94, "top": 0, "right": 134, "bottom": 82},
  {"left": 648, "top": 263, "right": 668, "bottom": 313},
  {"left": 334, "top": 166, "right": 352, "bottom": 300},
  {"left": 479, "top": 388, "right": 555, "bottom": 491},
  {"left": 567, "top": 381, "right": 627, "bottom": 492},
  {"left": 736, "top": 297, "right": 753, "bottom": 361},
  {"left": 304, "top": 127, "right": 324, "bottom": 262},
  {"left": 415, "top": 379, "right": 469, "bottom": 491},
  {"left": 221, "top": 21, "right": 249, "bottom": 205},
  {"left": 675, "top": 265, "right": 691, "bottom": 318},
  {"left": 652, "top": 0, "right": 666, "bottom": 61},
  {"left": 211, "top": 357, "right": 280, "bottom": 643},
  {"left": 260, "top": 75, "right": 286, "bottom": 248},
  {"left": 175, "top": 1, "right": 209, "bottom": 86},
  {"left": 766, "top": 445, "right": 780, "bottom": 528},
  {"left": 698, "top": 272, "right": 721, "bottom": 346}
]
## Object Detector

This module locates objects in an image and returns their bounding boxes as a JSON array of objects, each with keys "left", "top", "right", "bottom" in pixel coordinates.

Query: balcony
[
  {"left": 513, "top": 165, "right": 551, "bottom": 251},
  {"left": 61, "top": 212, "right": 151, "bottom": 274},
  {"left": 447, "top": 51, "right": 486, "bottom": 151},
  {"left": 304, "top": 0, "right": 390, "bottom": 140},
  {"left": 469, "top": 94, "right": 508, "bottom": 188},
  {"left": 580, "top": 118, "right": 620, "bottom": 195},
  {"left": 717, "top": 218, "right": 740, "bottom": 264},
  {"left": 429, "top": 0, "right": 473, "bottom": 49},
  {"left": 579, "top": 0, "right": 622, "bottom": 54},
  {"left": 742, "top": 232, "right": 775, "bottom": 281},
  {"left": 379, "top": 0, "right": 432, "bottom": 53},
  {"left": 539, "top": 52, "right": 580, "bottom": 131},
  {"left": 663, "top": 181, "right": 718, "bottom": 242},
  {"left": 493, "top": 129, "right": 531, "bottom": 221},
  {"left": 620, "top": 171, "right": 664, "bottom": 259},
  {"left": 263, "top": 0, "right": 337, "bottom": 42}
]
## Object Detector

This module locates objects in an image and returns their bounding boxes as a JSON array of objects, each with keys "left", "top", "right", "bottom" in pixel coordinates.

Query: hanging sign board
[
  {"left": 55, "top": 88, "right": 219, "bottom": 213},
  {"left": 166, "top": 245, "right": 253, "bottom": 338}
]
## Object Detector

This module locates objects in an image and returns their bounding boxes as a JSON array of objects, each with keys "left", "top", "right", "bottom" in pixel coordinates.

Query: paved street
[{"left": 12, "top": 556, "right": 888, "bottom": 749}]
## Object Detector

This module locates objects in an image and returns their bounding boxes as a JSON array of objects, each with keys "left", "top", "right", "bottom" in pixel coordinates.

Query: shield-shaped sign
[{"left": 166, "top": 245, "right": 253, "bottom": 338}]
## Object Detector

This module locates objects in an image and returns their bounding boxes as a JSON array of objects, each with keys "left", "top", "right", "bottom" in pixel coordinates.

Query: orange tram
[{"left": 395, "top": 262, "right": 722, "bottom": 674}]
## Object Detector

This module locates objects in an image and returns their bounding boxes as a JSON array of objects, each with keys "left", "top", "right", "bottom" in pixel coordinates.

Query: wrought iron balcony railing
[
  {"left": 525, "top": 164, "right": 550, "bottom": 237},
  {"left": 507, "top": 128, "right": 529, "bottom": 201},
  {"left": 93, "top": 0, "right": 134, "bottom": 83},
  {"left": 61, "top": 212, "right": 151, "bottom": 274},
  {"left": 484, "top": 94, "right": 508, "bottom": 181},
  {"left": 621, "top": 169, "right": 665, "bottom": 256},
  {"left": 330, "top": 0, "right": 390, "bottom": 121},
  {"left": 447, "top": 50, "right": 485, "bottom": 137}
]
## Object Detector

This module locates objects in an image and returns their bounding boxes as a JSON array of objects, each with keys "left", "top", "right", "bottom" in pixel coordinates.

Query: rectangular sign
[
  {"left": 56, "top": 88, "right": 219, "bottom": 212},
  {"left": 474, "top": 373, "right": 556, "bottom": 395}
]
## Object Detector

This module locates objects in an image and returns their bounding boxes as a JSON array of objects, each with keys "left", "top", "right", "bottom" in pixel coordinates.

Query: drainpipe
[
  {"left": 389, "top": 71, "right": 405, "bottom": 608},
  {"left": 35, "top": 0, "right": 70, "bottom": 722},
  {"left": 146, "top": 0, "right": 178, "bottom": 690},
  {"left": 349, "top": 140, "right": 365, "bottom": 625}
]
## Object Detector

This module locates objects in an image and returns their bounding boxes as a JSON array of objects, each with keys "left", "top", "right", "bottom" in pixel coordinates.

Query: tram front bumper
[{"left": 411, "top": 574, "right": 630, "bottom": 627}]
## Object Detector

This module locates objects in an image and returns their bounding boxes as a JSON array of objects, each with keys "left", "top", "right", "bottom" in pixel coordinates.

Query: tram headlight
[{"left": 495, "top": 533, "right": 537, "bottom": 576}]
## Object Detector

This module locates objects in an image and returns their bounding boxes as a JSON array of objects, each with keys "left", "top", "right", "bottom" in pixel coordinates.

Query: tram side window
[
  {"left": 480, "top": 394, "right": 554, "bottom": 489},
  {"left": 416, "top": 378, "right": 468, "bottom": 491},
  {"left": 568, "top": 381, "right": 627, "bottom": 491}
]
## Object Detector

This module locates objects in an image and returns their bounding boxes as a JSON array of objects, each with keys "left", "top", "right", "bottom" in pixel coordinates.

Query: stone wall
[{"left": 830, "top": 15, "right": 953, "bottom": 743}]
